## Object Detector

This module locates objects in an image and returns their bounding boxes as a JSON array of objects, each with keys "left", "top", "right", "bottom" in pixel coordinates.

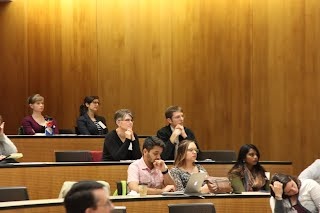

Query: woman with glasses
[
  {"left": 77, "top": 96, "right": 108, "bottom": 135},
  {"left": 102, "top": 109, "right": 142, "bottom": 161},
  {"left": 228, "top": 144, "right": 270, "bottom": 193},
  {"left": 169, "top": 140, "right": 214, "bottom": 193}
]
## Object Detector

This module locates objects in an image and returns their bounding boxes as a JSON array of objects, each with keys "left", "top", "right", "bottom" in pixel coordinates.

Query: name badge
[
  {"left": 128, "top": 142, "right": 133, "bottom": 151},
  {"left": 98, "top": 121, "right": 107, "bottom": 129}
]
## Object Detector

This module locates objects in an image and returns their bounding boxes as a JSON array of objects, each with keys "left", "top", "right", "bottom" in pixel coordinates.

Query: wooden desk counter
[
  {"left": 8, "top": 135, "right": 105, "bottom": 162},
  {"left": 0, "top": 161, "right": 292, "bottom": 200},
  {"left": 8, "top": 135, "right": 149, "bottom": 162},
  {"left": 0, "top": 194, "right": 272, "bottom": 213}
]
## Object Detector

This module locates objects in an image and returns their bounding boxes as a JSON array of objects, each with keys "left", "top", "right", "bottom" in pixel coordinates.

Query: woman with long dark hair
[
  {"left": 76, "top": 96, "right": 108, "bottom": 135},
  {"left": 228, "top": 144, "right": 269, "bottom": 193}
]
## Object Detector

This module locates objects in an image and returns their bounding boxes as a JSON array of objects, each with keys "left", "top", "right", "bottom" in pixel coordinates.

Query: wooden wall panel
[
  {"left": 1, "top": 0, "right": 320, "bottom": 174},
  {"left": 0, "top": 1, "right": 28, "bottom": 133},
  {"left": 25, "top": 0, "right": 98, "bottom": 130},
  {"left": 171, "top": 0, "right": 252, "bottom": 150},
  {"left": 252, "top": 0, "right": 320, "bottom": 174},
  {"left": 97, "top": 0, "right": 173, "bottom": 133}
]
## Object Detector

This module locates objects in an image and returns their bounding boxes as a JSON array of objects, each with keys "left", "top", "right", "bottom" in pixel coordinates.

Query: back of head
[
  {"left": 165, "top": 106, "right": 183, "bottom": 119},
  {"left": 27, "top": 94, "right": 44, "bottom": 105},
  {"left": 79, "top": 96, "right": 99, "bottom": 116},
  {"left": 143, "top": 136, "right": 165, "bottom": 152},
  {"left": 64, "top": 181, "right": 105, "bottom": 213}
]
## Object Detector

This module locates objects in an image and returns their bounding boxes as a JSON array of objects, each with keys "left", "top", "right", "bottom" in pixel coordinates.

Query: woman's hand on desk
[{"left": 162, "top": 185, "right": 176, "bottom": 193}]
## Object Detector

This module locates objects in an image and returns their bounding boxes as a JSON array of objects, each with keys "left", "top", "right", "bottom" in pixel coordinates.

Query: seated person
[
  {"left": 299, "top": 159, "right": 320, "bottom": 184},
  {"left": 77, "top": 96, "right": 108, "bottom": 135},
  {"left": 156, "top": 105, "right": 198, "bottom": 160},
  {"left": 0, "top": 115, "right": 18, "bottom": 161},
  {"left": 228, "top": 144, "right": 269, "bottom": 193},
  {"left": 270, "top": 173, "right": 320, "bottom": 213},
  {"left": 102, "top": 109, "right": 141, "bottom": 161},
  {"left": 64, "top": 180, "right": 113, "bottom": 213},
  {"left": 127, "top": 136, "right": 176, "bottom": 195},
  {"left": 170, "top": 140, "right": 216, "bottom": 193},
  {"left": 21, "top": 94, "right": 59, "bottom": 135}
]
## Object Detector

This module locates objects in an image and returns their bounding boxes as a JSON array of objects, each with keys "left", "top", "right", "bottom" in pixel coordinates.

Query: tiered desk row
[{"left": 0, "top": 135, "right": 292, "bottom": 213}]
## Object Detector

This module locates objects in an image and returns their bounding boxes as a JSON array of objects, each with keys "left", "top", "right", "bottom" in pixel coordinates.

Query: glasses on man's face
[
  {"left": 122, "top": 118, "right": 134, "bottom": 123},
  {"left": 172, "top": 115, "right": 184, "bottom": 120},
  {"left": 187, "top": 148, "right": 199, "bottom": 153},
  {"left": 92, "top": 101, "right": 100, "bottom": 105}
]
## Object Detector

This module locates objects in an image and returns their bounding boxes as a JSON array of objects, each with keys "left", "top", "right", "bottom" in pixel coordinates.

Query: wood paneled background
[{"left": 1, "top": 0, "right": 320, "bottom": 175}]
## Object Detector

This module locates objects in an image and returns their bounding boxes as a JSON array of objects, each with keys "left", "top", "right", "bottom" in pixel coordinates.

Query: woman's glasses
[{"left": 187, "top": 148, "right": 199, "bottom": 153}]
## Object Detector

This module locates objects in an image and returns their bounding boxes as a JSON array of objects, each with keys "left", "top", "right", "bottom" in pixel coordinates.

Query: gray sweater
[{"left": 0, "top": 134, "right": 17, "bottom": 156}]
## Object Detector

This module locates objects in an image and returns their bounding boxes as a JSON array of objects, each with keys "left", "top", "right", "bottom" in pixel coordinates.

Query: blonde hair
[
  {"left": 174, "top": 140, "right": 196, "bottom": 167},
  {"left": 27, "top": 94, "right": 44, "bottom": 104}
]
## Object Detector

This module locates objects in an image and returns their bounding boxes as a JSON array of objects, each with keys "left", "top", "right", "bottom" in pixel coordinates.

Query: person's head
[
  {"left": 236, "top": 144, "right": 260, "bottom": 168},
  {"left": 174, "top": 140, "right": 199, "bottom": 167},
  {"left": 114, "top": 109, "right": 133, "bottom": 130},
  {"left": 142, "top": 136, "right": 165, "bottom": 164},
  {"left": 64, "top": 181, "right": 113, "bottom": 213},
  {"left": 27, "top": 94, "right": 44, "bottom": 113},
  {"left": 270, "top": 173, "right": 300, "bottom": 199},
  {"left": 165, "top": 106, "right": 184, "bottom": 128},
  {"left": 80, "top": 96, "right": 100, "bottom": 116}
]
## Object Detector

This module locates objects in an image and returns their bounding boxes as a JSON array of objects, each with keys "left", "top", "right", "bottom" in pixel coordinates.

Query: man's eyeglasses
[
  {"left": 187, "top": 148, "right": 199, "bottom": 153},
  {"left": 122, "top": 119, "right": 134, "bottom": 122}
]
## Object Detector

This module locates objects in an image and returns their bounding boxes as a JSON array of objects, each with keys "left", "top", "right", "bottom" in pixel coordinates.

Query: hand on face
[
  {"left": 270, "top": 181, "right": 283, "bottom": 197},
  {"left": 125, "top": 129, "right": 135, "bottom": 140},
  {"left": 153, "top": 159, "right": 167, "bottom": 172},
  {"left": 175, "top": 124, "right": 187, "bottom": 138},
  {"left": 0, "top": 122, "right": 4, "bottom": 136}
]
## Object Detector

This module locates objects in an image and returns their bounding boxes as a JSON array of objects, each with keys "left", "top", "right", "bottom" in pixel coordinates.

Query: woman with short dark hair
[
  {"left": 76, "top": 96, "right": 108, "bottom": 135},
  {"left": 102, "top": 109, "right": 141, "bottom": 161}
]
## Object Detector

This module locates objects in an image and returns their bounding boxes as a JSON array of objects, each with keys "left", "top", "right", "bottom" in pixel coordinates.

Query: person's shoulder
[
  {"left": 96, "top": 115, "right": 106, "bottom": 122},
  {"left": 22, "top": 115, "right": 32, "bottom": 121},
  {"left": 157, "top": 125, "right": 170, "bottom": 133},
  {"left": 128, "top": 159, "right": 143, "bottom": 169},
  {"left": 170, "top": 167, "right": 181, "bottom": 173},
  {"left": 105, "top": 130, "right": 116, "bottom": 137},
  {"left": 77, "top": 115, "right": 87, "bottom": 121},
  {"left": 301, "top": 178, "right": 319, "bottom": 187}
]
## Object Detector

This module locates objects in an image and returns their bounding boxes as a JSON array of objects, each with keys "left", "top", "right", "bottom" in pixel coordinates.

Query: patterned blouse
[{"left": 169, "top": 164, "right": 207, "bottom": 191}]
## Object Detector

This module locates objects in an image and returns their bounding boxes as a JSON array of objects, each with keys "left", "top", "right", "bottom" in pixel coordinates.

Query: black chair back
[
  {"left": 55, "top": 151, "right": 92, "bottom": 162},
  {"left": 198, "top": 150, "right": 236, "bottom": 161},
  {"left": 0, "top": 186, "right": 29, "bottom": 202},
  {"left": 168, "top": 203, "right": 215, "bottom": 213}
]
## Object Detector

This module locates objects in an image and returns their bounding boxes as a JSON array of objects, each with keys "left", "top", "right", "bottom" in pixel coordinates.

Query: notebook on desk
[{"left": 162, "top": 172, "right": 207, "bottom": 196}]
